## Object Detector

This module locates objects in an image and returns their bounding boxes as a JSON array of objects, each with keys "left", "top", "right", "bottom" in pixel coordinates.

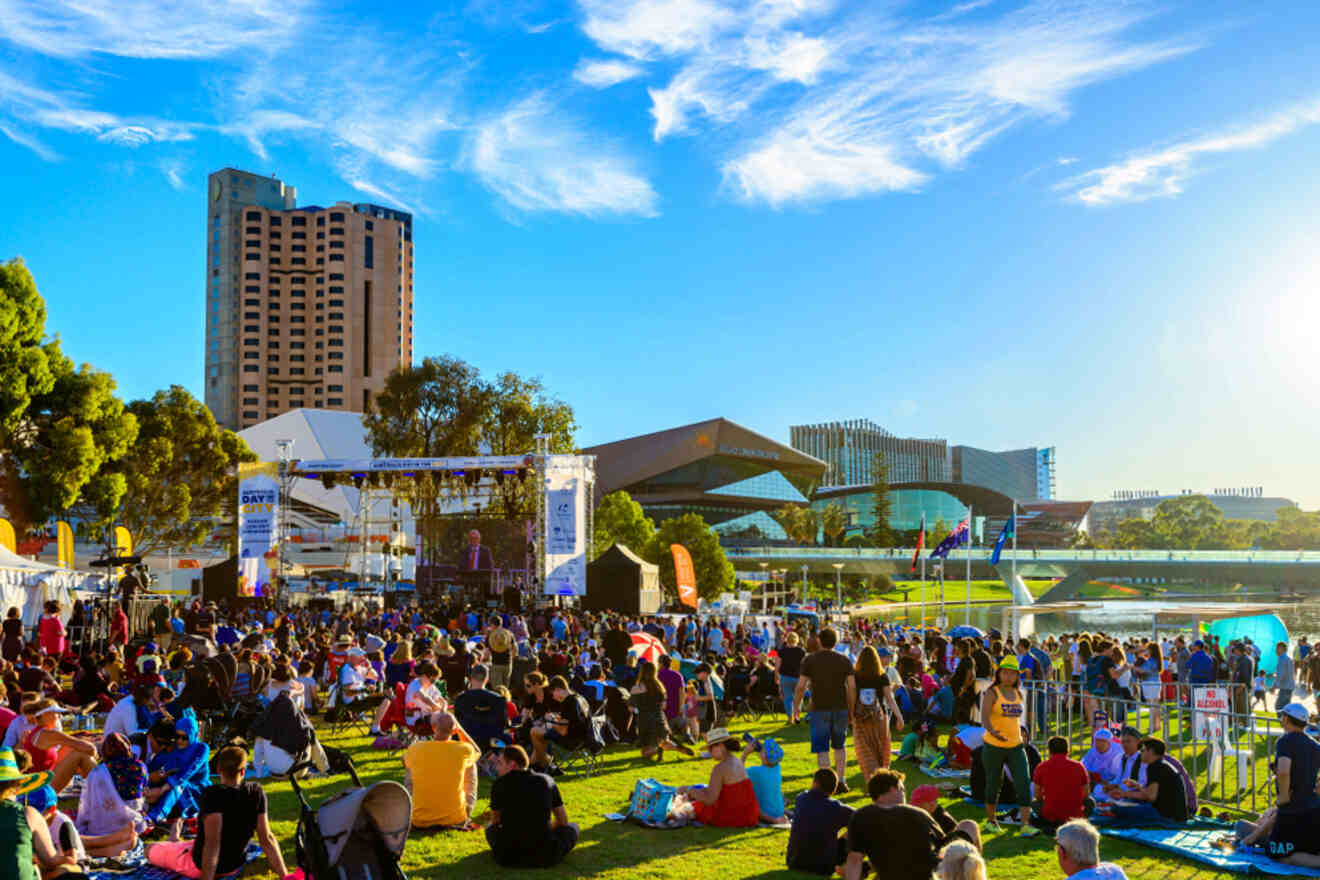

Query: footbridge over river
[{"left": 723, "top": 546, "right": 1320, "bottom": 604}]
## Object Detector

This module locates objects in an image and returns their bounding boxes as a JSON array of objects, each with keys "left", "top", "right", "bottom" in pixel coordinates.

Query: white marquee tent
[{"left": 0, "top": 544, "right": 105, "bottom": 629}]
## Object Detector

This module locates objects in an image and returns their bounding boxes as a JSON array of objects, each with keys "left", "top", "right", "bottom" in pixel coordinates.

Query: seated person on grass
[
  {"left": 742, "top": 735, "right": 787, "bottom": 824},
  {"left": 786, "top": 768, "right": 854, "bottom": 875},
  {"left": 844, "top": 769, "right": 982, "bottom": 880},
  {"left": 678, "top": 728, "right": 760, "bottom": 828},
  {"left": 403, "top": 714, "right": 480, "bottom": 829},
  {"left": 898, "top": 720, "right": 945, "bottom": 763},
  {"left": 1097, "top": 727, "right": 1145, "bottom": 804},
  {"left": 936, "top": 839, "right": 988, "bottom": 880},
  {"left": 1107, "top": 737, "right": 1188, "bottom": 826},
  {"left": 485, "top": 745, "right": 578, "bottom": 868},
  {"left": 403, "top": 661, "right": 449, "bottom": 734},
  {"left": 144, "top": 709, "right": 210, "bottom": 839},
  {"left": 20, "top": 699, "right": 98, "bottom": 796},
  {"left": 1263, "top": 701, "right": 1320, "bottom": 867},
  {"left": 146, "top": 745, "right": 289, "bottom": 880},
  {"left": 1032, "top": 736, "right": 1092, "bottom": 830},
  {"left": 528, "top": 677, "right": 589, "bottom": 774},
  {"left": 0, "top": 747, "right": 87, "bottom": 880}
]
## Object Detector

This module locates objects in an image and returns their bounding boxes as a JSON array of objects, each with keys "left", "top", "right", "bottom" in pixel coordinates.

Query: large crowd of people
[{"left": 0, "top": 591, "right": 1316, "bottom": 878}]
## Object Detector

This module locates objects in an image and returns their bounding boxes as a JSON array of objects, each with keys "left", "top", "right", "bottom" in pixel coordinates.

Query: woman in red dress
[{"left": 680, "top": 728, "right": 759, "bottom": 827}]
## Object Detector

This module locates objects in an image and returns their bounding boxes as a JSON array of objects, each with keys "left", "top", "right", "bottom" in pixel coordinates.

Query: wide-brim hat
[
  {"left": 335, "top": 634, "right": 354, "bottom": 646},
  {"left": 0, "top": 748, "right": 52, "bottom": 797},
  {"left": 998, "top": 655, "right": 1020, "bottom": 672},
  {"left": 704, "top": 727, "right": 739, "bottom": 748}
]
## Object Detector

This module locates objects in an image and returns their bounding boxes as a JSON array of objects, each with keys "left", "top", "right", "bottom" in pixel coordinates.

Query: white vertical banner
[
  {"left": 543, "top": 456, "right": 587, "bottom": 596},
  {"left": 238, "top": 462, "right": 280, "bottom": 598}
]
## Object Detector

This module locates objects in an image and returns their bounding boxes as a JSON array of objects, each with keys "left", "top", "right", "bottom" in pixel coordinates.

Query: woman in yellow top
[{"left": 978, "top": 655, "right": 1038, "bottom": 836}]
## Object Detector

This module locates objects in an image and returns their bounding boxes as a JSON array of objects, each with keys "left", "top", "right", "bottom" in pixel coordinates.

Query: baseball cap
[
  {"left": 1192, "top": 639, "right": 1205, "bottom": 648},
  {"left": 1279, "top": 702, "right": 1310, "bottom": 724},
  {"left": 1093, "top": 728, "right": 1113, "bottom": 741},
  {"left": 910, "top": 784, "right": 940, "bottom": 805}
]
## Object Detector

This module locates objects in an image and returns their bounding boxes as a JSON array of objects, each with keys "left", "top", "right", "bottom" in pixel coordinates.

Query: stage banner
[
  {"left": 544, "top": 463, "right": 586, "bottom": 597},
  {"left": 0, "top": 518, "right": 14, "bottom": 554},
  {"left": 56, "top": 521, "right": 74, "bottom": 569},
  {"left": 671, "top": 544, "right": 698, "bottom": 609},
  {"left": 114, "top": 525, "right": 133, "bottom": 556},
  {"left": 238, "top": 462, "right": 280, "bottom": 598}
]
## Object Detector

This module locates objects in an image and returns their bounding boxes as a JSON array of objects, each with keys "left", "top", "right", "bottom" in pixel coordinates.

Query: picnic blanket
[
  {"left": 1100, "top": 825, "right": 1320, "bottom": 877},
  {"left": 85, "top": 841, "right": 264, "bottom": 880},
  {"left": 921, "top": 765, "right": 971, "bottom": 779}
]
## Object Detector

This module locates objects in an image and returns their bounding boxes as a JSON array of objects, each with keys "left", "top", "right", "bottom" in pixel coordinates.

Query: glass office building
[
  {"left": 790, "top": 419, "right": 951, "bottom": 487},
  {"left": 952, "top": 445, "right": 1055, "bottom": 501}
]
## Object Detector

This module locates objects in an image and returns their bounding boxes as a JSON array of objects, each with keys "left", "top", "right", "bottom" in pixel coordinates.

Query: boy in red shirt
[{"left": 1032, "top": 736, "right": 1092, "bottom": 829}]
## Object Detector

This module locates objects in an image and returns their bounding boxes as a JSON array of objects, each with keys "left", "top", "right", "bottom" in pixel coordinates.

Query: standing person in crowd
[
  {"left": 842, "top": 769, "right": 982, "bottom": 880},
  {"left": 796, "top": 628, "right": 855, "bottom": 793},
  {"left": 777, "top": 632, "right": 806, "bottom": 723},
  {"left": 1274, "top": 642, "right": 1296, "bottom": 709},
  {"left": 1229, "top": 642, "right": 1253, "bottom": 721},
  {"left": 850, "top": 646, "right": 904, "bottom": 780},
  {"left": 145, "top": 745, "right": 289, "bottom": 880},
  {"left": 485, "top": 745, "right": 578, "bottom": 868},
  {"left": 786, "top": 768, "right": 854, "bottom": 875},
  {"left": 629, "top": 661, "right": 692, "bottom": 761},
  {"left": 1265, "top": 702, "right": 1320, "bottom": 867},
  {"left": 38, "top": 602, "right": 66, "bottom": 658},
  {"left": 1055, "top": 819, "right": 1130, "bottom": 880},
  {"left": 486, "top": 620, "right": 514, "bottom": 691},
  {"left": 979, "top": 656, "right": 1038, "bottom": 836},
  {"left": 658, "top": 656, "right": 686, "bottom": 739}
]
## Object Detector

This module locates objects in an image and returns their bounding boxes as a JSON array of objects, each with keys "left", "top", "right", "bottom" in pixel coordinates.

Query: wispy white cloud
[
  {"left": 1062, "top": 99, "right": 1320, "bottom": 205},
  {"left": 160, "top": 159, "right": 186, "bottom": 189},
  {"left": 465, "top": 94, "right": 658, "bottom": 217},
  {"left": 580, "top": 0, "right": 737, "bottom": 59},
  {"left": 0, "top": 0, "right": 308, "bottom": 59},
  {"left": 0, "top": 120, "right": 58, "bottom": 160},
  {"left": 1057, "top": 155, "right": 1078, "bottom": 165},
  {"left": 573, "top": 58, "right": 645, "bottom": 88}
]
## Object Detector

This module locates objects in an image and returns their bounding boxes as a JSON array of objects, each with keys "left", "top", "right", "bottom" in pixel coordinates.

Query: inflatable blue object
[{"left": 1204, "top": 614, "right": 1289, "bottom": 675}]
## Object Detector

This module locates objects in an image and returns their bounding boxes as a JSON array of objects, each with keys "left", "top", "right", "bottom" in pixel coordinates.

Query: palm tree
[{"left": 821, "top": 502, "right": 847, "bottom": 547}]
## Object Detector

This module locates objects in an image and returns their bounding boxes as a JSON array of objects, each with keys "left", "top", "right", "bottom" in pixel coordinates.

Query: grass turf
[{"left": 236, "top": 713, "right": 1230, "bottom": 880}]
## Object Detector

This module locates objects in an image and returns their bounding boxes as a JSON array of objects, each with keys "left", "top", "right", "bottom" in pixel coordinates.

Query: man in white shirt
[{"left": 101, "top": 683, "right": 163, "bottom": 745}]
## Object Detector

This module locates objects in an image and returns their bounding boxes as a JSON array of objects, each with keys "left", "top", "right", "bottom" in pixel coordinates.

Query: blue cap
[
  {"left": 1192, "top": 640, "right": 1205, "bottom": 648},
  {"left": 761, "top": 737, "right": 784, "bottom": 766},
  {"left": 23, "top": 784, "right": 57, "bottom": 813},
  {"left": 876, "top": 647, "right": 892, "bottom": 657}
]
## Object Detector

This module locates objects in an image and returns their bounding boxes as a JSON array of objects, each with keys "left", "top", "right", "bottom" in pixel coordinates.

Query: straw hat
[
  {"left": 0, "top": 748, "right": 52, "bottom": 797},
  {"left": 704, "top": 727, "right": 739, "bottom": 749}
]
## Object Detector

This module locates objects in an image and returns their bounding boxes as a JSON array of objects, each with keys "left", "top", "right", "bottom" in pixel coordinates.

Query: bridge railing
[{"left": 724, "top": 546, "right": 1320, "bottom": 564}]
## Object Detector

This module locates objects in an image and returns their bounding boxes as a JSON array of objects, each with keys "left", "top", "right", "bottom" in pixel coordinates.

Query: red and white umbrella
[{"left": 628, "top": 631, "right": 668, "bottom": 665}]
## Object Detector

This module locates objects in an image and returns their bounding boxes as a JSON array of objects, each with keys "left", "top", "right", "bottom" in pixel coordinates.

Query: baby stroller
[{"left": 289, "top": 756, "right": 412, "bottom": 880}]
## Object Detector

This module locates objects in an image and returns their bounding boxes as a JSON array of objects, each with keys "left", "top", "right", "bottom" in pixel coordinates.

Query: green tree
[
  {"left": 1109, "top": 518, "right": 1161, "bottom": 549},
  {"left": 650, "top": 513, "right": 734, "bottom": 600},
  {"left": 1, "top": 342, "right": 136, "bottom": 533},
  {"left": 79, "top": 386, "right": 255, "bottom": 556},
  {"left": 821, "top": 501, "right": 847, "bottom": 547},
  {"left": 481, "top": 370, "right": 577, "bottom": 519},
  {"left": 1150, "top": 495, "right": 1222, "bottom": 548},
  {"left": 772, "top": 504, "right": 805, "bottom": 544},
  {"left": 868, "top": 451, "right": 893, "bottom": 546},
  {"left": 591, "top": 490, "right": 656, "bottom": 559},
  {"left": 800, "top": 507, "right": 821, "bottom": 546},
  {"left": 0, "top": 259, "right": 56, "bottom": 442}
]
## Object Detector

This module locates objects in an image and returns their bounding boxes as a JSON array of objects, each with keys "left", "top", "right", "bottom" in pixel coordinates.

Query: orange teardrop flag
[{"left": 670, "top": 543, "right": 698, "bottom": 609}]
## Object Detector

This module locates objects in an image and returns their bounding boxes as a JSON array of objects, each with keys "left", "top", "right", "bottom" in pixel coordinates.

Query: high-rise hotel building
[{"left": 205, "top": 168, "right": 413, "bottom": 430}]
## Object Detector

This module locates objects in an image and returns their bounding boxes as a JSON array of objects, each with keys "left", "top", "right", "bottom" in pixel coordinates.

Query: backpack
[{"left": 628, "top": 777, "right": 677, "bottom": 826}]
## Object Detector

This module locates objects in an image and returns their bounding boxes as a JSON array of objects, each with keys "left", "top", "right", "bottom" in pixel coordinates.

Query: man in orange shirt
[{"left": 402, "top": 714, "right": 480, "bottom": 828}]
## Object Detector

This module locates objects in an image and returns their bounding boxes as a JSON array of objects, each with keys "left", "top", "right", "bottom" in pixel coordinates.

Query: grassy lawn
[{"left": 237, "top": 713, "right": 1226, "bottom": 880}]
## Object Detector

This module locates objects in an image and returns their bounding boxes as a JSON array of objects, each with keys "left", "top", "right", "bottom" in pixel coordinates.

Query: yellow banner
[
  {"left": 0, "top": 519, "right": 14, "bottom": 554},
  {"left": 670, "top": 543, "right": 699, "bottom": 609},
  {"left": 57, "top": 521, "right": 74, "bottom": 569},
  {"left": 114, "top": 525, "right": 133, "bottom": 556}
]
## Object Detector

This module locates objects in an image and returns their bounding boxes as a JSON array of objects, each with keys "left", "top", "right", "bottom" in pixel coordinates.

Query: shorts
[
  {"left": 809, "top": 709, "right": 849, "bottom": 753},
  {"left": 147, "top": 841, "right": 203, "bottom": 879},
  {"left": 1268, "top": 810, "right": 1320, "bottom": 860}
]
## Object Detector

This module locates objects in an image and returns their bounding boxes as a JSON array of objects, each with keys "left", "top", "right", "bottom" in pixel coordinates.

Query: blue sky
[{"left": 3, "top": 1, "right": 1320, "bottom": 506}]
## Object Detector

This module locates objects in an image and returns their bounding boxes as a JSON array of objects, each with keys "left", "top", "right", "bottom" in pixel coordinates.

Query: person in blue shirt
[
  {"left": 786, "top": 768, "right": 855, "bottom": 875},
  {"left": 929, "top": 682, "right": 956, "bottom": 723},
  {"left": 1018, "top": 637, "right": 1050, "bottom": 737},
  {"left": 1186, "top": 641, "right": 1216, "bottom": 686},
  {"left": 551, "top": 614, "right": 568, "bottom": 642},
  {"left": 1055, "top": 819, "right": 1130, "bottom": 880},
  {"left": 1266, "top": 702, "right": 1320, "bottom": 866},
  {"left": 144, "top": 709, "right": 210, "bottom": 838},
  {"left": 742, "top": 736, "right": 786, "bottom": 823}
]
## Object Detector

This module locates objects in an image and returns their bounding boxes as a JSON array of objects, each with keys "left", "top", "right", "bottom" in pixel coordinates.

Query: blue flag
[
  {"left": 990, "top": 514, "right": 1015, "bottom": 565},
  {"left": 929, "top": 517, "right": 969, "bottom": 560}
]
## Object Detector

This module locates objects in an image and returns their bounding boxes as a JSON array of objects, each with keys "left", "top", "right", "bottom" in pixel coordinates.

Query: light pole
[
  {"left": 274, "top": 438, "right": 295, "bottom": 609},
  {"left": 831, "top": 562, "right": 844, "bottom": 609},
  {"left": 800, "top": 564, "right": 809, "bottom": 604},
  {"left": 758, "top": 562, "right": 769, "bottom": 613}
]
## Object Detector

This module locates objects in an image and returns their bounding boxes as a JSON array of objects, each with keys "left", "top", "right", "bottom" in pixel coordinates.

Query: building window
[
  {"left": 328, "top": 398, "right": 343, "bottom": 406},
  {"left": 245, "top": 253, "right": 260, "bottom": 261},
  {"left": 245, "top": 272, "right": 260, "bottom": 280},
  {"left": 244, "top": 311, "right": 259, "bottom": 319},
  {"left": 328, "top": 339, "right": 343, "bottom": 346},
  {"left": 243, "top": 397, "right": 258, "bottom": 406},
  {"left": 329, "top": 365, "right": 343, "bottom": 373},
  {"left": 243, "top": 384, "right": 259, "bottom": 392},
  {"left": 243, "top": 411, "right": 259, "bottom": 419},
  {"left": 316, "top": 216, "right": 325, "bottom": 226},
  {"left": 329, "top": 254, "right": 343, "bottom": 261},
  {"left": 267, "top": 368, "right": 279, "bottom": 375},
  {"left": 245, "top": 325, "right": 259, "bottom": 333},
  {"left": 329, "top": 286, "right": 343, "bottom": 294},
  {"left": 316, "top": 232, "right": 325, "bottom": 240},
  {"left": 291, "top": 258, "right": 306, "bottom": 265},
  {"left": 290, "top": 355, "right": 304, "bottom": 362},
  {"left": 246, "top": 211, "right": 260, "bottom": 220},
  {"left": 330, "top": 212, "right": 344, "bottom": 221},
  {"left": 268, "top": 354, "right": 279, "bottom": 362},
  {"left": 291, "top": 244, "right": 305, "bottom": 252},
  {"left": 244, "top": 286, "right": 260, "bottom": 294},
  {"left": 268, "top": 232, "right": 282, "bottom": 240},
  {"left": 244, "top": 299, "right": 260, "bottom": 306},
  {"left": 364, "top": 235, "right": 373, "bottom": 268},
  {"left": 290, "top": 329, "right": 305, "bottom": 336},
  {"left": 245, "top": 240, "right": 260, "bottom": 248},
  {"left": 244, "top": 365, "right": 259, "bottom": 373},
  {"left": 329, "top": 241, "right": 344, "bottom": 249},
  {"left": 244, "top": 352, "right": 259, "bottom": 359},
  {"left": 292, "top": 216, "right": 306, "bottom": 226},
  {"left": 290, "top": 316, "right": 304, "bottom": 323},
  {"left": 329, "top": 312, "right": 344, "bottom": 320},
  {"left": 365, "top": 220, "right": 374, "bottom": 231},
  {"left": 291, "top": 302, "right": 306, "bottom": 310},
  {"left": 291, "top": 368, "right": 305, "bottom": 375},
  {"left": 269, "top": 216, "right": 282, "bottom": 226},
  {"left": 243, "top": 337, "right": 258, "bottom": 346},
  {"left": 329, "top": 273, "right": 344, "bottom": 280},
  {"left": 329, "top": 298, "right": 343, "bottom": 306},
  {"left": 328, "top": 352, "right": 344, "bottom": 359}
]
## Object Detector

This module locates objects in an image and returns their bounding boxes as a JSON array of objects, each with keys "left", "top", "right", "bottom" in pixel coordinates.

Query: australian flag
[
  {"left": 990, "top": 514, "right": 1015, "bottom": 565},
  {"left": 929, "top": 517, "right": 970, "bottom": 560}
]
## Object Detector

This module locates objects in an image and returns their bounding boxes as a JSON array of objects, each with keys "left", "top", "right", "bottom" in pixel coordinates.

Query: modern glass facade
[
  {"left": 811, "top": 487, "right": 970, "bottom": 537},
  {"left": 952, "top": 446, "right": 1042, "bottom": 501},
  {"left": 1036, "top": 447, "right": 1056, "bottom": 500},
  {"left": 790, "top": 419, "right": 951, "bottom": 487}
]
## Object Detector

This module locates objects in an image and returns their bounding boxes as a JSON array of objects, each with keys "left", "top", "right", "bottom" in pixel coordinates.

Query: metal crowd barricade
[{"left": 1020, "top": 678, "right": 1280, "bottom": 815}]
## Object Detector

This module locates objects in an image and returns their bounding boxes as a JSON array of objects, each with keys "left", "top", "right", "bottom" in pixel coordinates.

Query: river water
[{"left": 870, "top": 598, "right": 1320, "bottom": 641}]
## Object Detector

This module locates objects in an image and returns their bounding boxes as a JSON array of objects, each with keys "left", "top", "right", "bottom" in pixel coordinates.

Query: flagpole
[
  {"left": 919, "top": 511, "right": 926, "bottom": 631},
  {"left": 1011, "top": 500, "right": 1018, "bottom": 642},
  {"left": 965, "top": 505, "right": 972, "bottom": 626}
]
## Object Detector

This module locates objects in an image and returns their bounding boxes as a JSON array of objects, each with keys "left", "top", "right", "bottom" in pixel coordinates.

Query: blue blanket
[
  {"left": 85, "top": 841, "right": 264, "bottom": 880},
  {"left": 1100, "top": 825, "right": 1320, "bottom": 877}
]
